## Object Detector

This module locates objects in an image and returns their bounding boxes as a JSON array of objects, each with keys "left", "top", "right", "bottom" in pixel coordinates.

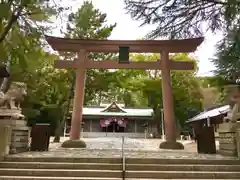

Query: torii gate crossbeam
[
  {"left": 46, "top": 36, "right": 204, "bottom": 150},
  {"left": 55, "top": 59, "right": 195, "bottom": 70}
]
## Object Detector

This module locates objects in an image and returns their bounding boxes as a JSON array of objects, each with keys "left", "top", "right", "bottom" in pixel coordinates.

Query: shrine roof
[
  {"left": 70, "top": 103, "right": 153, "bottom": 117},
  {"left": 46, "top": 36, "right": 204, "bottom": 53},
  {"left": 82, "top": 107, "right": 153, "bottom": 117},
  {"left": 187, "top": 105, "right": 229, "bottom": 123}
]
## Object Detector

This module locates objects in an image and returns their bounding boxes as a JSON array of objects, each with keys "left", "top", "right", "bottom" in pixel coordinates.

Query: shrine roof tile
[
  {"left": 70, "top": 107, "right": 154, "bottom": 117},
  {"left": 187, "top": 105, "right": 230, "bottom": 123}
]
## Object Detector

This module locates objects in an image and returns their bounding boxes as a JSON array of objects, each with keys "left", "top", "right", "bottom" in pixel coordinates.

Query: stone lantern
[{"left": 218, "top": 84, "right": 240, "bottom": 157}]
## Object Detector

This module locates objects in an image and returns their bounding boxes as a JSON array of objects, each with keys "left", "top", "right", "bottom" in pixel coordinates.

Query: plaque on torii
[{"left": 46, "top": 36, "right": 204, "bottom": 149}]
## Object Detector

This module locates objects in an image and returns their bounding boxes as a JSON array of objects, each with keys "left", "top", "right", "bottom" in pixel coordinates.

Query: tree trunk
[
  {"left": 153, "top": 106, "right": 161, "bottom": 135},
  {"left": 53, "top": 73, "right": 75, "bottom": 142},
  {"left": 1, "top": 61, "right": 11, "bottom": 93},
  {"left": 53, "top": 120, "right": 65, "bottom": 143},
  {"left": 98, "top": 91, "right": 102, "bottom": 105},
  {"left": 0, "top": 5, "right": 24, "bottom": 44}
]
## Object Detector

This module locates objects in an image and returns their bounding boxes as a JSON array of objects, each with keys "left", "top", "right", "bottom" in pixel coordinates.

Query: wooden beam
[
  {"left": 55, "top": 60, "right": 195, "bottom": 70},
  {"left": 46, "top": 36, "right": 204, "bottom": 53}
]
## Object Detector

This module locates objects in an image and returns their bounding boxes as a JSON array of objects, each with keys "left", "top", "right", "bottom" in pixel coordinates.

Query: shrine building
[{"left": 65, "top": 102, "right": 155, "bottom": 138}]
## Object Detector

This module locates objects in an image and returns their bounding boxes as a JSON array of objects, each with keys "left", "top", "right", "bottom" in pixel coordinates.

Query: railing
[{"left": 121, "top": 136, "right": 125, "bottom": 180}]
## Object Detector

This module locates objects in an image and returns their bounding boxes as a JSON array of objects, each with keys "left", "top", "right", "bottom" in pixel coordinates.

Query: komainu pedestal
[
  {"left": 0, "top": 82, "right": 29, "bottom": 154},
  {"left": 0, "top": 126, "right": 11, "bottom": 160},
  {"left": 218, "top": 122, "right": 240, "bottom": 156},
  {"left": 218, "top": 85, "right": 240, "bottom": 156},
  {"left": 0, "top": 109, "right": 30, "bottom": 154}
]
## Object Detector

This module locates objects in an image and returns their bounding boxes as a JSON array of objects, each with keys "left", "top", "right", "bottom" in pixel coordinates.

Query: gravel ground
[
  {"left": 8, "top": 137, "right": 236, "bottom": 160},
  {"left": 49, "top": 137, "right": 197, "bottom": 151}
]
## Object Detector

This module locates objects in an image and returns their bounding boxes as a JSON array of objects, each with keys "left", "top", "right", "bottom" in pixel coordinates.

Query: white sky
[{"left": 56, "top": 0, "right": 222, "bottom": 76}]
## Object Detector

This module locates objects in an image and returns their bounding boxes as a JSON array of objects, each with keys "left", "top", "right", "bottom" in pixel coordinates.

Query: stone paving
[
  {"left": 50, "top": 137, "right": 196, "bottom": 151},
  {"left": 8, "top": 137, "right": 238, "bottom": 160}
]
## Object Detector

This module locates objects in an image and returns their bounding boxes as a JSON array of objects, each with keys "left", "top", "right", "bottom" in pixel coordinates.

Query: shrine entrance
[
  {"left": 105, "top": 121, "right": 124, "bottom": 132},
  {"left": 46, "top": 36, "right": 204, "bottom": 149},
  {"left": 101, "top": 118, "right": 126, "bottom": 133}
]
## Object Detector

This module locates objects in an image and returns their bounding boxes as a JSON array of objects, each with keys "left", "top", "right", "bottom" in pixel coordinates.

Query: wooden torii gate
[{"left": 46, "top": 36, "right": 204, "bottom": 149}]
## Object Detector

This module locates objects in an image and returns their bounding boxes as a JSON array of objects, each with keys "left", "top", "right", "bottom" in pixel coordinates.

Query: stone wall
[
  {"left": 218, "top": 122, "right": 240, "bottom": 157},
  {"left": 219, "top": 131, "right": 237, "bottom": 156},
  {"left": 10, "top": 126, "right": 29, "bottom": 154},
  {"left": 0, "top": 126, "right": 11, "bottom": 160},
  {"left": 0, "top": 110, "right": 30, "bottom": 154},
  {"left": 236, "top": 129, "right": 240, "bottom": 157}
]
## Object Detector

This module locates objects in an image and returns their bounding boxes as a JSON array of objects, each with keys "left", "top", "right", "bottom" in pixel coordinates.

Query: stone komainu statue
[
  {"left": 0, "top": 82, "right": 27, "bottom": 109},
  {"left": 224, "top": 86, "right": 240, "bottom": 123}
]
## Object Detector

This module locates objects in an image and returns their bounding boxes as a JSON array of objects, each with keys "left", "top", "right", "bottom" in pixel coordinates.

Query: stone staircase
[{"left": 0, "top": 156, "right": 240, "bottom": 179}]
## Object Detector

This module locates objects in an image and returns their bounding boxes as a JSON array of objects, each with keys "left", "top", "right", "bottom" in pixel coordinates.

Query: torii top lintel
[{"left": 45, "top": 36, "right": 204, "bottom": 53}]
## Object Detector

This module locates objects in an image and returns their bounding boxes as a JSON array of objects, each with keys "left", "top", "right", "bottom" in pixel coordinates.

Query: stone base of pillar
[
  {"left": 218, "top": 122, "right": 240, "bottom": 157},
  {"left": 236, "top": 128, "right": 240, "bottom": 158},
  {"left": 159, "top": 141, "right": 184, "bottom": 150},
  {"left": 0, "top": 126, "right": 12, "bottom": 160},
  {"left": 0, "top": 109, "right": 30, "bottom": 154},
  {"left": 61, "top": 139, "right": 86, "bottom": 148}
]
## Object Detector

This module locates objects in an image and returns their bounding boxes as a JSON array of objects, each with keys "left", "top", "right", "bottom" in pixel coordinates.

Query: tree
[
  {"left": 0, "top": 1, "right": 68, "bottom": 137},
  {"left": 0, "top": 0, "right": 65, "bottom": 43},
  {"left": 212, "top": 27, "right": 240, "bottom": 84},
  {"left": 49, "top": 1, "right": 117, "bottom": 141},
  {"left": 115, "top": 53, "right": 203, "bottom": 132},
  {"left": 65, "top": 1, "right": 116, "bottom": 105},
  {"left": 0, "top": 0, "right": 70, "bottom": 138},
  {"left": 0, "top": 0, "right": 67, "bottom": 93},
  {"left": 124, "top": 0, "right": 240, "bottom": 39}
]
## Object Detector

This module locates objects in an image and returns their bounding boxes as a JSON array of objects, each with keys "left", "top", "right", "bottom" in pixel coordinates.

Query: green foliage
[
  {"left": 0, "top": 0, "right": 69, "bottom": 128},
  {"left": 0, "top": 0, "right": 66, "bottom": 67},
  {"left": 3, "top": 0, "right": 204, "bottom": 136},
  {"left": 109, "top": 53, "right": 203, "bottom": 128},
  {"left": 64, "top": 1, "right": 117, "bottom": 106},
  {"left": 66, "top": 1, "right": 116, "bottom": 39},
  {"left": 124, "top": 0, "right": 240, "bottom": 38},
  {"left": 213, "top": 27, "right": 240, "bottom": 84}
]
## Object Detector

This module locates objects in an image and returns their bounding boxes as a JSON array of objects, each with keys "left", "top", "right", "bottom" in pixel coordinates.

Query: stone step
[
  {"left": 0, "top": 169, "right": 240, "bottom": 179},
  {"left": 5, "top": 156, "right": 240, "bottom": 165},
  {"left": 126, "top": 171, "right": 240, "bottom": 179},
  {"left": 1, "top": 162, "right": 240, "bottom": 172},
  {"left": 0, "top": 177, "right": 122, "bottom": 180},
  {"left": 0, "top": 162, "right": 122, "bottom": 170},
  {"left": 0, "top": 169, "right": 122, "bottom": 178},
  {"left": 125, "top": 157, "right": 240, "bottom": 165},
  {"left": 4, "top": 157, "right": 121, "bottom": 164},
  {"left": 127, "top": 164, "right": 240, "bottom": 172},
  {"left": 0, "top": 177, "right": 237, "bottom": 180}
]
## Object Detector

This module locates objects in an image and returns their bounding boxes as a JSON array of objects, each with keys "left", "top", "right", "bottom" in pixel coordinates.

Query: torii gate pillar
[
  {"left": 160, "top": 51, "right": 183, "bottom": 149},
  {"left": 70, "top": 50, "right": 86, "bottom": 141},
  {"left": 70, "top": 68, "right": 86, "bottom": 140}
]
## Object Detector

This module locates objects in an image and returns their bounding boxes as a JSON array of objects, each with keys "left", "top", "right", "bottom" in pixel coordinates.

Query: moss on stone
[
  {"left": 159, "top": 141, "right": 184, "bottom": 150},
  {"left": 61, "top": 139, "right": 86, "bottom": 148}
]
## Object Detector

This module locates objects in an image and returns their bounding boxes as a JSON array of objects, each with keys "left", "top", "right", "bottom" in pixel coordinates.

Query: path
[
  {"left": 8, "top": 137, "right": 234, "bottom": 160},
  {"left": 50, "top": 137, "right": 196, "bottom": 151}
]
